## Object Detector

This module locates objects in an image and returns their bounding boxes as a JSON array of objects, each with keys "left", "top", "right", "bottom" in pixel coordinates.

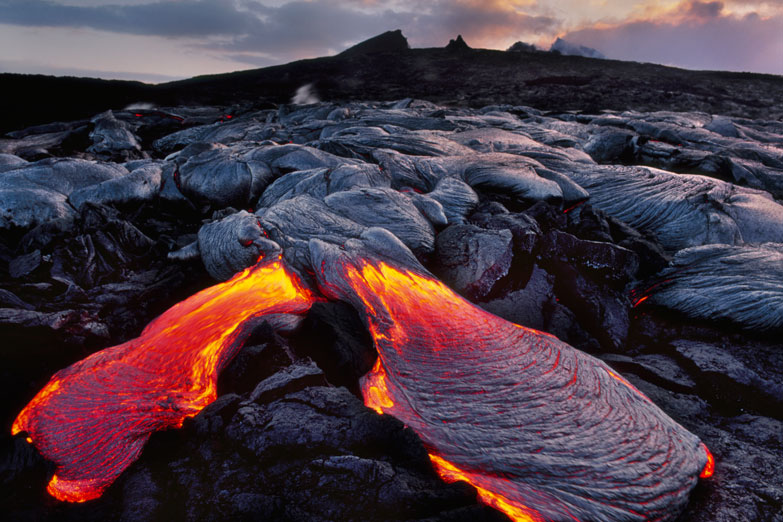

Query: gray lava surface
[{"left": 1, "top": 98, "right": 781, "bottom": 521}]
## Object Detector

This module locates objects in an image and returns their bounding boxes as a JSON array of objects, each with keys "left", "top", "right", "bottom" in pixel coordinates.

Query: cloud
[
  {"left": 562, "top": 1, "right": 783, "bottom": 74},
  {"left": 0, "top": 0, "right": 256, "bottom": 37},
  {"left": 0, "top": 57, "right": 183, "bottom": 83},
  {"left": 685, "top": 1, "right": 725, "bottom": 18},
  {"left": 0, "top": 0, "right": 779, "bottom": 75},
  {"left": 212, "top": 0, "right": 409, "bottom": 57},
  {"left": 0, "top": 0, "right": 560, "bottom": 66},
  {"left": 403, "top": 0, "right": 558, "bottom": 49}
]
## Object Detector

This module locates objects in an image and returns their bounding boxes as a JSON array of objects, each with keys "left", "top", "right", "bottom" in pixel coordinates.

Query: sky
[{"left": 0, "top": 0, "right": 780, "bottom": 83}]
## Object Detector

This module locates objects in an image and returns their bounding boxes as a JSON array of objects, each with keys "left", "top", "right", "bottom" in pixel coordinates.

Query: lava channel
[
  {"left": 12, "top": 257, "right": 315, "bottom": 503},
  {"left": 316, "top": 251, "right": 711, "bottom": 522}
]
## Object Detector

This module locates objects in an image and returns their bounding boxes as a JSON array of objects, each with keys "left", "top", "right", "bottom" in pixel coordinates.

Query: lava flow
[
  {"left": 12, "top": 257, "right": 315, "bottom": 503},
  {"left": 316, "top": 249, "right": 711, "bottom": 522}
]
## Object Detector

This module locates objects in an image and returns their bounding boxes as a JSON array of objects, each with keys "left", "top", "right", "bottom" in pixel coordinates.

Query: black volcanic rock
[
  {"left": 539, "top": 230, "right": 639, "bottom": 287},
  {"left": 479, "top": 264, "right": 554, "bottom": 331},
  {"left": 434, "top": 223, "right": 514, "bottom": 301},
  {"left": 3, "top": 97, "right": 783, "bottom": 521},
  {"left": 339, "top": 29, "right": 409, "bottom": 57},
  {"left": 291, "top": 301, "right": 376, "bottom": 395},
  {"left": 446, "top": 35, "right": 470, "bottom": 52},
  {"left": 673, "top": 340, "right": 783, "bottom": 417},
  {"left": 131, "top": 382, "right": 505, "bottom": 522},
  {"left": 87, "top": 110, "right": 145, "bottom": 161}
]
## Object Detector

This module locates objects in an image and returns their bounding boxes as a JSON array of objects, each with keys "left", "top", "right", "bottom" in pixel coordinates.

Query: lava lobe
[
  {"left": 12, "top": 257, "right": 315, "bottom": 502},
  {"left": 311, "top": 236, "right": 711, "bottom": 522}
]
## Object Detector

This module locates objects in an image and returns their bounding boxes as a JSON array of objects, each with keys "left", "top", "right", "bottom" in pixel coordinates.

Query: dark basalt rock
[
  {"left": 427, "top": 177, "right": 479, "bottom": 224},
  {"left": 550, "top": 264, "right": 631, "bottom": 351},
  {"left": 619, "top": 373, "right": 783, "bottom": 522},
  {"left": 539, "top": 230, "right": 639, "bottom": 286},
  {"left": 8, "top": 249, "right": 42, "bottom": 279},
  {"left": 479, "top": 264, "right": 554, "bottom": 331},
  {"left": 115, "top": 379, "right": 502, "bottom": 522},
  {"left": 600, "top": 353, "right": 697, "bottom": 393},
  {"left": 0, "top": 158, "right": 127, "bottom": 231},
  {"left": 673, "top": 341, "right": 783, "bottom": 418},
  {"left": 197, "top": 210, "right": 281, "bottom": 281},
  {"left": 339, "top": 29, "right": 410, "bottom": 57},
  {"left": 470, "top": 206, "right": 542, "bottom": 255},
  {"left": 68, "top": 163, "right": 162, "bottom": 211},
  {"left": 248, "top": 359, "right": 327, "bottom": 403},
  {"left": 88, "top": 111, "right": 146, "bottom": 161},
  {"left": 324, "top": 187, "right": 436, "bottom": 256},
  {"left": 177, "top": 146, "right": 273, "bottom": 210},
  {"left": 218, "top": 323, "right": 295, "bottom": 397},
  {"left": 434, "top": 224, "right": 514, "bottom": 301},
  {"left": 0, "top": 308, "right": 107, "bottom": 339},
  {"left": 445, "top": 35, "right": 470, "bottom": 52},
  {"left": 291, "top": 301, "right": 376, "bottom": 395},
  {"left": 25, "top": 203, "right": 156, "bottom": 288}
]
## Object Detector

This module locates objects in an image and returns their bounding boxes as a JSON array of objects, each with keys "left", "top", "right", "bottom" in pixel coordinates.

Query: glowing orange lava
[
  {"left": 341, "top": 259, "right": 708, "bottom": 522},
  {"left": 700, "top": 444, "right": 715, "bottom": 479},
  {"left": 348, "top": 262, "right": 555, "bottom": 521},
  {"left": 12, "top": 257, "right": 315, "bottom": 502},
  {"left": 362, "top": 358, "right": 394, "bottom": 415}
]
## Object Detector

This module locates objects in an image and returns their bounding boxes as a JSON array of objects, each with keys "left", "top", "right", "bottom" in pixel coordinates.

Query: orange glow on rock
[
  {"left": 363, "top": 358, "right": 394, "bottom": 415},
  {"left": 605, "top": 368, "right": 652, "bottom": 403},
  {"left": 429, "top": 454, "right": 545, "bottom": 522},
  {"left": 12, "top": 257, "right": 315, "bottom": 503},
  {"left": 700, "top": 444, "right": 715, "bottom": 479}
]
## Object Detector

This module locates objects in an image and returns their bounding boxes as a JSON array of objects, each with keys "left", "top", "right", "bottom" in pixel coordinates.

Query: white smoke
[
  {"left": 123, "top": 102, "right": 156, "bottom": 110},
  {"left": 291, "top": 84, "right": 319, "bottom": 105}
]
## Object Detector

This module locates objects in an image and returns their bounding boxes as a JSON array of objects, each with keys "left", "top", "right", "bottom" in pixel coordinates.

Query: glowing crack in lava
[
  {"left": 315, "top": 248, "right": 711, "bottom": 521},
  {"left": 12, "top": 257, "right": 315, "bottom": 503}
]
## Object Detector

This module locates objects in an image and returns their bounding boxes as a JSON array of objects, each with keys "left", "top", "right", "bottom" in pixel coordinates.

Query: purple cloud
[{"left": 562, "top": 6, "right": 783, "bottom": 75}]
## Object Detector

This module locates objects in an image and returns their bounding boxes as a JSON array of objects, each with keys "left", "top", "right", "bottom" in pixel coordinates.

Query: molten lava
[
  {"left": 317, "top": 256, "right": 711, "bottom": 522},
  {"left": 700, "top": 444, "right": 715, "bottom": 479},
  {"left": 12, "top": 257, "right": 315, "bottom": 502}
]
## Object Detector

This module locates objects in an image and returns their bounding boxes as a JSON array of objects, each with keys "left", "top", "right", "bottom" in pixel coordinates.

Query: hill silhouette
[{"left": 2, "top": 30, "right": 782, "bottom": 134}]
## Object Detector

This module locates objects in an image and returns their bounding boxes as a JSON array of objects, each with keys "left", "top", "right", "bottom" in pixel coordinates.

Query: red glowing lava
[
  {"left": 700, "top": 444, "right": 715, "bottom": 479},
  {"left": 342, "top": 259, "right": 709, "bottom": 522},
  {"left": 12, "top": 257, "right": 315, "bottom": 502}
]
